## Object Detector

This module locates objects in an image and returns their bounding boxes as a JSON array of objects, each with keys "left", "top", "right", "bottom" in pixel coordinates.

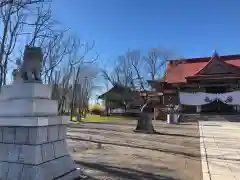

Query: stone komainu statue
[
  {"left": 12, "top": 69, "right": 19, "bottom": 81},
  {"left": 13, "top": 46, "right": 43, "bottom": 82}
]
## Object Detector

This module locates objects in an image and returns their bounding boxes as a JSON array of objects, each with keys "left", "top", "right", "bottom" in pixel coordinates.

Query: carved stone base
[
  {"left": 0, "top": 125, "right": 80, "bottom": 180},
  {"left": 0, "top": 83, "right": 81, "bottom": 179},
  {"left": 0, "top": 156, "right": 80, "bottom": 180}
]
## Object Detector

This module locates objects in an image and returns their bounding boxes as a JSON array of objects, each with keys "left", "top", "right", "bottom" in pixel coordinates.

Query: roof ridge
[
  {"left": 169, "top": 54, "right": 240, "bottom": 63},
  {"left": 194, "top": 55, "right": 240, "bottom": 76},
  {"left": 162, "top": 53, "right": 240, "bottom": 84},
  {"left": 194, "top": 54, "right": 219, "bottom": 75}
]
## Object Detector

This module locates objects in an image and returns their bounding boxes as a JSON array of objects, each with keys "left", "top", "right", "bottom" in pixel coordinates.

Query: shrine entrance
[
  {"left": 202, "top": 100, "right": 234, "bottom": 113},
  {"left": 202, "top": 86, "right": 234, "bottom": 113}
]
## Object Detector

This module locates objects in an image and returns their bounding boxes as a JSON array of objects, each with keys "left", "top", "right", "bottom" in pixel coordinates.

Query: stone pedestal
[{"left": 0, "top": 83, "right": 80, "bottom": 180}]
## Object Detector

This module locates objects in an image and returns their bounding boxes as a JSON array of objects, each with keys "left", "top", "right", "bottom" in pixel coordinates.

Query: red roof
[{"left": 164, "top": 54, "right": 240, "bottom": 83}]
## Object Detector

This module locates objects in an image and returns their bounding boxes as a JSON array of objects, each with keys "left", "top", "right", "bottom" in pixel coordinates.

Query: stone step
[
  {"left": 0, "top": 83, "right": 52, "bottom": 100},
  {"left": 181, "top": 114, "right": 240, "bottom": 122},
  {"left": 0, "top": 99, "right": 58, "bottom": 117}
]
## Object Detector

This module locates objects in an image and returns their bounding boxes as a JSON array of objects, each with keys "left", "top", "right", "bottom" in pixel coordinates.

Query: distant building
[
  {"left": 98, "top": 84, "right": 144, "bottom": 116},
  {"left": 149, "top": 51, "right": 240, "bottom": 114}
]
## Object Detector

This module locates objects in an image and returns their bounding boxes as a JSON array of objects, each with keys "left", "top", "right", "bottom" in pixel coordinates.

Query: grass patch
[{"left": 71, "top": 114, "right": 132, "bottom": 123}]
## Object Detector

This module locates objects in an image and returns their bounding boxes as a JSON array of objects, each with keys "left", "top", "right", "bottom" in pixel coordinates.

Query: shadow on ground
[
  {"left": 67, "top": 135, "right": 201, "bottom": 159},
  {"left": 68, "top": 121, "right": 202, "bottom": 180},
  {"left": 154, "top": 131, "right": 199, "bottom": 138},
  {"left": 75, "top": 161, "right": 180, "bottom": 180},
  {"left": 69, "top": 126, "right": 199, "bottom": 139}
]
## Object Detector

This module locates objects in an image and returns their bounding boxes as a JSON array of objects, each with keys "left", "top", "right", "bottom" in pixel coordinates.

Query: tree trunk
[
  {"left": 83, "top": 109, "right": 87, "bottom": 118},
  {"left": 134, "top": 112, "right": 156, "bottom": 134}
]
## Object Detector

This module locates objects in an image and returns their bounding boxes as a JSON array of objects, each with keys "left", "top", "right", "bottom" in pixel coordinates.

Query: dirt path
[{"left": 67, "top": 120, "right": 202, "bottom": 180}]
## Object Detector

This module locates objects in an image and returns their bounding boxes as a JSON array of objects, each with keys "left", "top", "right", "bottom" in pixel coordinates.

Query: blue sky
[
  {"left": 51, "top": 0, "right": 240, "bottom": 102},
  {"left": 52, "top": 0, "right": 240, "bottom": 59}
]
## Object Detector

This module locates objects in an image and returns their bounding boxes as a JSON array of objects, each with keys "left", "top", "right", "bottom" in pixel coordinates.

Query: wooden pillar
[
  {"left": 196, "top": 105, "right": 202, "bottom": 113},
  {"left": 153, "top": 108, "right": 156, "bottom": 120},
  {"left": 178, "top": 104, "right": 182, "bottom": 111},
  {"left": 237, "top": 105, "right": 240, "bottom": 113}
]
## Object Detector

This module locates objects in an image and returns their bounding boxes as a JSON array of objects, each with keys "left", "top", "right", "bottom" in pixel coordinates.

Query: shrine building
[{"left": 149, "top": 51, "right": 240, "bottom": 114}]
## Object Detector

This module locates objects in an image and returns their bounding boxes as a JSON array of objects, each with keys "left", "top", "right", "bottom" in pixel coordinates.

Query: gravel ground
[{"left": 67, "top": 120, "right": 202, "bottom": 180}]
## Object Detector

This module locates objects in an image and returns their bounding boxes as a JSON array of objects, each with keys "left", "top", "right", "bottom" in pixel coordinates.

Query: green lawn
[{"left": 71, "top": 114, "right": 132, "bottom": 123}]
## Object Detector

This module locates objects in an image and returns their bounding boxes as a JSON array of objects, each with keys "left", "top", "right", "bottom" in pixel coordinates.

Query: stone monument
[{"left": 0, "top": 46, "right": 80, "bottom": 179}]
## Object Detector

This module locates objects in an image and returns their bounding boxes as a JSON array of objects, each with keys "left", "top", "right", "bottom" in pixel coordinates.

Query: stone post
[
  {"left": 0, "top": 83, "right": 80, "bottom": 179},
  {"left": 196, "top": 105, "right": 202, "bottom": 113}
]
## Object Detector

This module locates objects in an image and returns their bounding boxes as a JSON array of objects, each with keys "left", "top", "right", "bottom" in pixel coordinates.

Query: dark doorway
[{"left": 205, "top": 86, "right": 226, "bottom": 93}]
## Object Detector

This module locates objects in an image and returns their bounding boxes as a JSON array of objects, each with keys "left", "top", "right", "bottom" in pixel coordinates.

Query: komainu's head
[
  {"left": 23, "top": 45, "right": 43, "bottom": 63},
  {"left": 12, "top": 69, "right": 19, "bottom": 80}
]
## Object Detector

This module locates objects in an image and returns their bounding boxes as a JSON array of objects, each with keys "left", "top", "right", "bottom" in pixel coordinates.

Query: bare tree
[
  {"left": 70, "top": 65, "right": 98, "bottom": 118},
  {"left": 0, "top": 0, "right": 53, "bottom": 88},
  {"left": 0, "top": 0, "right": 24, "bottom": 87},
  {"left": 67, "top": 39, "right": 99, "bottom": 118},
  {"left": 53, "top": 65, "right": 73, "bottom": 115},
  {"left": 0, "top": 4, "right": 25, "bottom": 85},
  {"left": 101, "top": 55, "right": 135, "bottom": 87},
  {"left": 101, "top": 53, "right": 138, "bottom": 113},
  {"left": 143, "top": 48, "right": 168, "bottom": 81},
  {"left": 125, "top": 50, "right": 156, "bottom": 133},
  {"left": 102, "top": 48, "right": 174, "bottom": 133},
  {"left": 53, "top": 64, "right": 98, "bottom": 118},
  {"left": 0, "top": 0, "right": 48, "bottom": 9},
  {"left": 0, "top": 0, "right": 99, "bottom": 120},
  {"left": 48, "top": 34, "right": 98, "bottom": 117}
]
